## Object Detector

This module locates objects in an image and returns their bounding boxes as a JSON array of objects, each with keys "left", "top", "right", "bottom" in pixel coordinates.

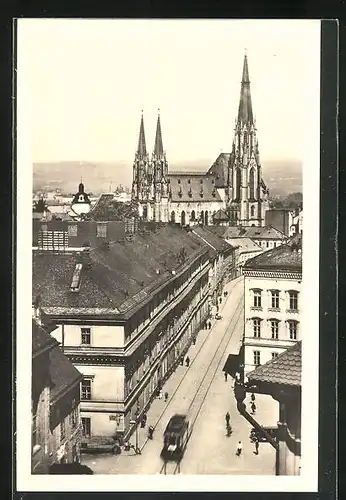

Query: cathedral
[{"left": 131, "top": 54, "right": 269, "bottom": 227}]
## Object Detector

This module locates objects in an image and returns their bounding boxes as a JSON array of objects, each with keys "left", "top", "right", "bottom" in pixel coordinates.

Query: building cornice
[{"left": 243, "top": 269, "right": 302, "bottom": 280}]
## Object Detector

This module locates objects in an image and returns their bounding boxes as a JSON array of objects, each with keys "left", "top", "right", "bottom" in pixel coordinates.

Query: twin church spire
[{"left": 135, "top": 110, "right": 164, "bottom": 159}]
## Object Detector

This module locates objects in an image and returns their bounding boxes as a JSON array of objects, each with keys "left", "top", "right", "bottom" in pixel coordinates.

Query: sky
[{"left": 18, "top": 19, "right": 320, "bottom": 166}]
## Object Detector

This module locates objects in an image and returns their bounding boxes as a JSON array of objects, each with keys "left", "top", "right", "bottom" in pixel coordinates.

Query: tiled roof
[
  {"left": 192, "top": 226, "right": 234, "bottom": 253},
  {"left": 167, "top": 174, "right": 222, "bottom": 202},
  {"left": 244, "top": 235, "right": 302, "bottom": 271},
  {"left": 207, "top": 153, "right": 232, "bottom": 188},
  {"left": 33, "top": 224, "right": 208, "bottom": 316},
  {"left": 49, "top": 346, "right": 82, "bottom": 402},
  {"left": 213, "top": 209, "right": 230, "bottom": 221},
  {"left": 206, "top": 226, "right": 229, "bottom": 239},
  {"left": 242, "top": 225, "right": 287, "bottom": 240},
  {"left": 221, "top": 225, "right": 287, "bottom": 240},
  {"left": 226, "top": 237, "right": 262, "bottom": 253},
  {"left": 32, "top": 319, "right": 59, "bottom": 357},
  {"left": 247, "top": 341, "right": 301, "bottom": 387}
]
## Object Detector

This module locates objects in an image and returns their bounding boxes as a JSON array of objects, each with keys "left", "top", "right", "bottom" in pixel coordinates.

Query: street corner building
[
  {"left": 131, "top": 54, "right": 270, "bottom": 227},
  {"left": 246, "top": 341, "right": 302, "bottom": 475},
  {"left": 242, "top": 233, "right": 302, "bottom": 377},
  {"left": 32, "top": 221, "right": 236, "bottom": 448},
  {"left": 32, "top": 317, "right": 83, "bottom": 474}
]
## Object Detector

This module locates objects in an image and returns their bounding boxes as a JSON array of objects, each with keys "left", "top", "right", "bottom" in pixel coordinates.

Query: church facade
[{"left": 131, "top": 54, "right": 269, "bottom": 227}]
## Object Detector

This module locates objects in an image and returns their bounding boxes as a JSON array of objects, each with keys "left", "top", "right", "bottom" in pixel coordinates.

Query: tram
[{"left": 161, "top": 414, "right": 189, "bottom": 460}]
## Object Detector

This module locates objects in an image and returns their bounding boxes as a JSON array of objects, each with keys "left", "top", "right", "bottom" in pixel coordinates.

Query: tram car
[{"left": 161, "top": 414, "right": 189, "bottom": 460}]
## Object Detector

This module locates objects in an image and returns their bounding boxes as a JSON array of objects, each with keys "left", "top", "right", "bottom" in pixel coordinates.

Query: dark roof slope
[
  {"left": 32, "top": 319, "right": 59, "bottom": 357},
  {"left": 33, "top": 224, "right": 208, "bottom": 316},
  {"left": 207, "top": 153, "right": 232, "bottom": 188},
  {"left": 213, "top": 209, "right": 230, "bottom": 222},
  {"left": 192, "top": 226, "right": 234, "bottom": 254},
  {"left": 247, "top": 341, "right": 301, "bottom": 387},
  {"left": 167, "top": 174, "right": 222, "bottom": 202},
  {"left": 49, "top": 346, "right": 82, "bottom": 402},
  {"left": 244, "top": 234, "right": 302, "bottom": 271}
]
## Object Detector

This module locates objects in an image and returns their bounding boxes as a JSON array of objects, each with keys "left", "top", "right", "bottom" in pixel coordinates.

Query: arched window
[
  {"left": 190, "top": 210, "right": 196, "bottom": 221},
  {"left": 249, "top": 168, "right": 255, "bottom": 199},
  {"left": 236, "top": 168, "right": 241, "bottom": 200},
  {"left": 205, "top": 211, "right": 209, "bottom": 225},
  {"left": 250, "top": 206, "right": 255, "bottom": 217},
  {"left": 200, "top": 210, "right": 204, "bottom": 225},
  {"left": 171, "top": 211, "right": 175, "bottom": 223},
  {"left": 181, "top": 211, "right": 186, "bottom": 226}
]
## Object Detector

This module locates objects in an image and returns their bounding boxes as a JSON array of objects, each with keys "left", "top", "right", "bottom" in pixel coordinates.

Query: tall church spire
[
  {"left": 154, "top": 110, "right": 164, "bottom": 157},
  {"left": 137, "top": 111, "right": 147, "bottom": 156},
  {"left": 237, "top": 54, "right": 254, "bottom": 125}
]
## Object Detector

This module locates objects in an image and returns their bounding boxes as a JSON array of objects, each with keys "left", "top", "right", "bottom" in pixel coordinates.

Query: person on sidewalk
[
  {"left": 208, "top": 321, "right": 212, "bottom": 330},
  {"left": 254, "top": 439, "right": 259, "bottom": 455},
  {"left": 251, "top": 402, "right": 256, "bottom": 415},
  {"left": 224, "top": 371, "right": 228, "bottom": 382},
  {"left": 236, "top": 441, "right": 243, "bottom": 457},
  {"left": 225, "top": 412, "right": 230, "bottom": 428},
  {"left": 148, "top": 425, "right": 154, "bottom": 439},
  {"left": 185, "top": 356, "right": 190, "bottom": 368},
  {"left": 164, "top": 391, "right": 169, "bottom": 402},
  {"left": 192, "top": 336, "right": 196, "bottom": 345},
  {"left": 251, "top": 393, "right": 256, "bottom": 402},
  {"left": 140, "top": 413, "right": 147, "bottom": 428}
]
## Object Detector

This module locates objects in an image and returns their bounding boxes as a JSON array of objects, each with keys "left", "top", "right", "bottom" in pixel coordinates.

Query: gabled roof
[
  {"left": 49, "top": 346, "right": 82, "bottom": 403},
  {"left": 205, "top": 226, "right": 229, "bottom": 239},
  {"left": 33, "top": 224, "right": 208, "bottom": 317},
  {"left": 242, "top": 225, "right": 287, "bottom": 240},
  {"left": 192, "top": 226, "right": 234, "bottom": 254},
  {"left": 213, "top": 209, "right": 230, "bottom": 222},
  {"left": 247, "top": 341, "right": 301, "bottom": 387},
  {"left": 226, "top": 237, "right": 262, "bottom": 253},
  {"left": 221, "top": 225, "right": 287, "bottom": 240},
  {"left": 244, "top": 234, "right": 302, "bottom": 271},
  {"left": 207, "top": 153, "right": 232, "bottom": 188},
  {"left": 32, "top": 319, "right": 59, "bottom": 358},
  {"left": 167, "top": 174, "right": 222, "bottom": 202}
]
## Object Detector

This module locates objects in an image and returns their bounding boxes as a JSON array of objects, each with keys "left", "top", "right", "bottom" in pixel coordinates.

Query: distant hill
[{"left": 33, "top": 158, "right": 302, "bottom": 197}]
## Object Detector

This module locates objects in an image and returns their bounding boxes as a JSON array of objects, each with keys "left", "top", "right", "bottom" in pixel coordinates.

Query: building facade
[
  {"left": 33, "top": 222, "right": 213, "bottom": 443},
  {"left": 131, "top": 54, "right": 269, "bottom": 227},
  {"left": 32, "top": 317, "right": 83, "bottom": 473},
  {"left": 242, "top": 235, "right": 302, "bottom": 376},
  {"left": 226, "top": 237, "right": 263, "bottom": 277},
  {"left": 247, "top": 341, "right": 302, "bottom": 475}
]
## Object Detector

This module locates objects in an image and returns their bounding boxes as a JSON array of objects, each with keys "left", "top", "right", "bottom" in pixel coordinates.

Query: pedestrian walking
[
  {"left": 164, "top": 391, "right": 169, "bottom": 402},
  {"left": 225, "top": 412, "right": 230, "bottom": 427},
  {"left": 251, "top": 402, "right": 256, "bottom": 415},
  {"left": 148, "top": 425, "right": 154, "bottom": 440},
  {"left": 192, "top": 336, "right": 196, "bottom": 345},
  {"left": 208, "top": 321, "right": 212, "bottom": 330},
  {"left": 140, "top": 413, "right": 147, "bottom": 428},
  {"left": 180, "top": 357, "right": 184, "bottom": 366},
  {"left": 254, "top": 439, "right": 259, "bottom": 455},
  {"left": 236, "top": 441, "right": 243, "bottom": 457},
  {"left": 251, "top": 392, "right": 256, "bottom": 402},
  {"left": 219, "top": 297, "right": 222, "bottom": 304},
  {"left": 224, "top": 371, "right": 228, "bottom": 381},
  {"left": 185, "top": 356, "right": 190, "bottom": 368}
]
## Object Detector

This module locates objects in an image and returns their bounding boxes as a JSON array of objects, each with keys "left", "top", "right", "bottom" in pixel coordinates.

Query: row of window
[
  {"left": 252, "top": 290, "right": 299, "bottom": 311},
  {"left": 252, "top": 318, "right": 298, "bottom": 340},
  {"left": 253, "top": 350, "right": 279, "bottom": 366}
]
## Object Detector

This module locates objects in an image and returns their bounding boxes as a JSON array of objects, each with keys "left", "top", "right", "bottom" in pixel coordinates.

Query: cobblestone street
[{"left": 81, "top": 277, "right": 279, "bottom": 475}]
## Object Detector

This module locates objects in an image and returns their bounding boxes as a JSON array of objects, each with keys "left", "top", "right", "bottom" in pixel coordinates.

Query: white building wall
[
  {"left": 75, "top": 364, "right": 125, "bottom": 402},
  {"left": 243, "top": 273, "right": 301, "bottom": 377},
  {"left": 52, "top": 324, "right": 125, "bottom": 348}
]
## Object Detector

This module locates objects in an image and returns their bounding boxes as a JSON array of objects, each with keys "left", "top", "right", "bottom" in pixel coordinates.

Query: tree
[{"left": 33, "top": 198, "right": 48, "bottom": 213}]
